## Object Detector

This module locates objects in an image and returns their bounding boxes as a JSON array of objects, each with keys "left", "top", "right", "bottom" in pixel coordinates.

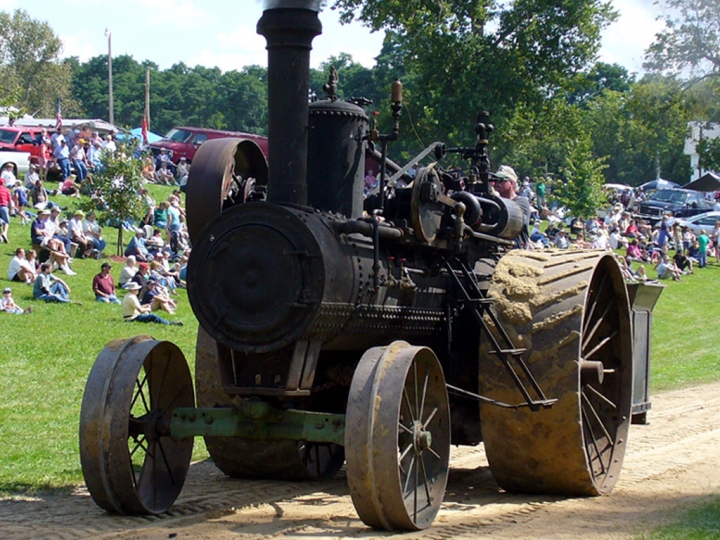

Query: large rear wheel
[{"left": 479, "top": 250, "right": 633, "bottom": 496}]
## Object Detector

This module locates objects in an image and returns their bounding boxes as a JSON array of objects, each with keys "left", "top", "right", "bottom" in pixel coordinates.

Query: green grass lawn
[
  {"left": 0, "top": 195, "right": 717, "bottom": 518},
  {"left": 0, "top": 183, "right": 205, "bottom": 494}
]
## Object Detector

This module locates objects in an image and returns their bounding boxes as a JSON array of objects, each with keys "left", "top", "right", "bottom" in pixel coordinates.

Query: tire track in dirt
[{"left": 2, "top": 382, "right": 719, "bottom": 540}]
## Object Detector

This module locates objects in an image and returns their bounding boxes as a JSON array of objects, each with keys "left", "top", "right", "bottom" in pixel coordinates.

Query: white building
[{"left": 684, "top": 121, "right": 720, "bottom": 180}]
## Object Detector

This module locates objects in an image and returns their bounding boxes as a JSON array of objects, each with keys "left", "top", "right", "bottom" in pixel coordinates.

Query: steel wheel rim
[
  {"left": 80, "top": 336, "right": 195, "bottom": 515},
  {"left": 346, "top": 341, "right": 450, "bottom": 531},
  {"left": 579, "top": 256, "right": 633, "bottom": 492}
]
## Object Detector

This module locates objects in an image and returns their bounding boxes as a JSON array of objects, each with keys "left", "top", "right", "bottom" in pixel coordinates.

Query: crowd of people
[
  {"left": 0, "top": 122, "right": 192, "bottom": 322},
  {"left": 487, "top": 166, "right": 720, "bottom": 284}
]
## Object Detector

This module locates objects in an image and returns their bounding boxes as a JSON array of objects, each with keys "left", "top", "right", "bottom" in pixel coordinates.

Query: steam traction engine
[{"left": 78, "top": 0, "right": 662, "bottom": 531}]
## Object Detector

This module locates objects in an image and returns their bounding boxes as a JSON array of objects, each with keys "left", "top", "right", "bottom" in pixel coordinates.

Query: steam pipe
[{"left": 257, "top": 1, "right": 322, "bottom": 205}]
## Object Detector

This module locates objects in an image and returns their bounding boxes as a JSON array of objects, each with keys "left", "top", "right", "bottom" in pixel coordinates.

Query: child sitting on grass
[{"left": 1, "top": 287, "right": 32, "bottom": 314}]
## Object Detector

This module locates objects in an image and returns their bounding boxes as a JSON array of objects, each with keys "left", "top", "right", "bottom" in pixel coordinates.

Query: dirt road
[{"left": 3, "top": 382, "right": 719, "bottom": 540}]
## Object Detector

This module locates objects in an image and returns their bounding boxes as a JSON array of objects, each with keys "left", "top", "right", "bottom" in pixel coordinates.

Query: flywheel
[{"left": 479, "top": 250, "right": 633, "bottom": 496}]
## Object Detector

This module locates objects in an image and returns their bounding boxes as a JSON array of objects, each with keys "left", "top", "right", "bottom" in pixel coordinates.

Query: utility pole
[
  {"left": 106, "top": 29, "right": 114, "bottom": 125},
  {"left": 145, "top": 68, "right": 151, "bottom": 131}
]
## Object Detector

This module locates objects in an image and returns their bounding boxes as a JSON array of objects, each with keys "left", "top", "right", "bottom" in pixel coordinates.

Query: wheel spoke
[
  {"left": 399, "top": 442, "right": 414, "bottom": 464},
  {"left": 422, "top": 407, "right": 438, "bottom": 429},
  {"left": 581, "top": 406, "right": 607, "bottom": 475},
  {"left": 403, "top": 388, "right": 417, "bottom": 424},
  {"left": 419, "top": 364, "right": 430, "bottom": 428},
  {"left": 402, "top": 454, "right": 416, "bottom": 496},
  {"left": 582, "top": 391, "right": 614, "bottom": 446},
  {"left": 419, "top": 454, "right": 432, "bottom": 506},
  {"left": 584, "top": 384, "right": 617, "bottom": 410},
  {"left": 425, "top": 446, "right": 441, "bottom": 460},
  {"left": 131, "top": 371, "right": 149, "bottom": 413},
  {"left": 157, "top": 438, "right": 178, "bottom": 486},
  {"left": 583, "top": 330, "right": 618, "bottom": 360},
  {"left": 399, "top": 422, "right": 413, "bottom": 435},
  {"left": 581, "top": 300, "right": 613, "bottom": 352},
  {"left": 582, "top": 272, "right": 608, "bottom": 329}
]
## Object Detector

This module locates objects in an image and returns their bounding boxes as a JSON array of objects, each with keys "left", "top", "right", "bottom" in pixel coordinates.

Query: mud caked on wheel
[
  {"left": 479, "top": 251, "right": 633, "bottom": 496},
  {"left": 195, "top": 328, "right": 345, "bottom": 480},
  {"left": 346, "top": 341, "right": 451, "bottom": 531},
  {"left": 79, "top": 336, "right": 195, "bottom": 515}
]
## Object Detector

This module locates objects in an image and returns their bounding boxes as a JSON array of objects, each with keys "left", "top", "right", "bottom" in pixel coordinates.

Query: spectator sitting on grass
[
  {"left": 673, "top": 250, "right": 694, "bottom": 275},
  {"left": 93, "top": 262, "right": 121, "bottom": 304},
  {"left": 8, "top": 247, "right": 37, "bottom": 284},
  {"left": 141, "top": 278, "right": 177, "bottom": 314},
  {"left": 119, "top": 255, "right": 138, "bottom": 288},
  {"left": 83, "top": 211, "right": 107, "bottom": 256},
  {"left": 122, "top": 282, "right": 182, "bottom": 325},
  {"left": 33, "top": 262, "right": 74, "bottom": 303},
  {"left": 655, "top": 254, "right": 683, "bottom": 281},
  {"left": 1, "top": 287, "right": 32, "bottom": 314},
  {"left": 125, "top": 229, "right": 152, "bottom": 262}
]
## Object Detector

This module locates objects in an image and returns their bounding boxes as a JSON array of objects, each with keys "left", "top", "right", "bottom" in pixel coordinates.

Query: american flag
[{"left": 55, "top": 98, "right": 62, "bottom": 131}]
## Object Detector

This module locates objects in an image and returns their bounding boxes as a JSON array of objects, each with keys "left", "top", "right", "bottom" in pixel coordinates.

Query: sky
[{"left": 0, "top": 0, "right": 667, "bottom": 75}]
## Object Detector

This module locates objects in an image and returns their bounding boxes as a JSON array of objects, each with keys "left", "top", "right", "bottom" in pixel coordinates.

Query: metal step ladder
[{"left": 445, "top": 258, "right": 556, "bottom": 411}]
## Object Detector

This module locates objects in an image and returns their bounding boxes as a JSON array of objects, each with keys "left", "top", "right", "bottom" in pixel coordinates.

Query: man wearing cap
[
  {"left": 31, "top": 208, "right": 52, "bottom": 247},
  {"left": 131, "top": 261, "right": 151, "bottom": 297},
  {"left": 93, "top": 262, "right": 121, "bottom": 304},
  {"left": 69, "top": 138, "right": 88, "bottom": 181},
  {"left": 491, "top": 165, "right": 531, "bottom": 248},
  {"left": 122, "top": 282, "right": 181, "bottom": 325}
]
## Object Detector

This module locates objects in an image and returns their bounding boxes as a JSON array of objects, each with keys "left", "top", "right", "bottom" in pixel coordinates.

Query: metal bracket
[{"left": 170, "top": 403, "right": 345, "bottom": 445}]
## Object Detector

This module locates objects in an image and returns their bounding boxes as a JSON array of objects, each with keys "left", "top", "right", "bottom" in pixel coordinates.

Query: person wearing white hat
[{"left": 122, "top": 281, "right": 182, "bottom": 325}]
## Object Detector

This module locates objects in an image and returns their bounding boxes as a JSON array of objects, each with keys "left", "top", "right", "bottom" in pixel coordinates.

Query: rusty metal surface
[
  {"left": 478, "top": 250, "right": 633, "bottom": 496},
  {"left": 346, "top": 341, "right": 450, "bottom": 531},
  {"left": 185, "top": 137, "right": 268, "bottom": 243},
  {"left": 194, "top": 327, "right": 345, "bottom": 480},
  {"left": 79, "top": 336, "right": 195, "bottom": 515}
]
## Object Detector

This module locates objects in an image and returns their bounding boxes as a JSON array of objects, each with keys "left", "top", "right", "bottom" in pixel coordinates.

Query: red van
[{"left": 149, "top": 126, "right": 268, "bottom": 164}]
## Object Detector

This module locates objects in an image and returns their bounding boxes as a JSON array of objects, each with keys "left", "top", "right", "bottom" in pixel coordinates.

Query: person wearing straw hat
[
  {"left": 122, "top": 282, "right": 182, "bottom": 325},
  {"left": 68, "top": 209, "right": 91, "bottom": 258}
]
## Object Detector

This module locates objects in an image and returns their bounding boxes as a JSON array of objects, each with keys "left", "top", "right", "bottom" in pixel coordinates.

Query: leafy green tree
[
  {"left": 332, "top": 0, "right": 618, "bottom": 158},
  {"left": 644, "top": 0, "right": 720, "bottom": 81},
  {"left": 0, "top": 9, "right": 76, "bottom": 116},
  {"left": 81, "top": 147, "right": 146, "bottom": 255},
  {"left": 555, "top": 135, "right": 606, "bottom": 219}
]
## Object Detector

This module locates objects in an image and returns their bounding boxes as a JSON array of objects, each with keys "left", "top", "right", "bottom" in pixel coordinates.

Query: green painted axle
[{"left": 170, "top": 402, "right": 345, "bottom": 446}]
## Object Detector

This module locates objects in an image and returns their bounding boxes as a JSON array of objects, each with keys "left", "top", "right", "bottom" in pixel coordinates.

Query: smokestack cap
[{"left": 264, "top": 0, "right": 322, "bottom": 11}]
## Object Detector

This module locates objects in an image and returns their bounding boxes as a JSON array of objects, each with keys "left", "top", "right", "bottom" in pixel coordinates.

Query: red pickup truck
[
  {"left": 0, "top": 126, "right": 44, "bottom": 160},
  {"left": 149, "top": 126, "right": 268, "bottom": 164}
]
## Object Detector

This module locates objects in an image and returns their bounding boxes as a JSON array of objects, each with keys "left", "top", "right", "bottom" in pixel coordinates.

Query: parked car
[
  {"left": 149, "top": 126, "right": 268, "bottom": 164},
  {"left": 667, "top": 211, "right": 720, "bottom": 236},
  {"left": 0, "top": 149, "right": 31, "bottom": 177},
  {"left": 634, "top": 189, "right": 714, "bottom": 224},
  {"left": 0, "top": 126, "right": 44, "bottom": 161}
]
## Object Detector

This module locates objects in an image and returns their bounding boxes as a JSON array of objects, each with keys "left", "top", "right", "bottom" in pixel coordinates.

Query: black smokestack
[{"left": 257, "top": 0, "right": 322, "bottom": 205}]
